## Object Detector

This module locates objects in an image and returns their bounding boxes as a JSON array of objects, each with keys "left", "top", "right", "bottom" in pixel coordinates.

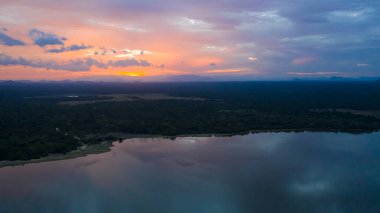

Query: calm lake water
[{"left": 1, "top": 132, "right": 380, "bottom": 213}]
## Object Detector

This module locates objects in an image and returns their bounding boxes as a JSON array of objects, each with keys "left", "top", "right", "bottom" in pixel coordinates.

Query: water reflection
[{"left": 1, "top": 132, "right": 380, "bottom": 213}]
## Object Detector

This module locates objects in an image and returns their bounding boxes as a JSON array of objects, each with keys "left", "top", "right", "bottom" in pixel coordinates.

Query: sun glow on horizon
[
  {"left": 0, "top": 0, "right": 378, "bottom": 80},
  {"left": 118, "top": 71, "right": 145, "bottom": 77}
]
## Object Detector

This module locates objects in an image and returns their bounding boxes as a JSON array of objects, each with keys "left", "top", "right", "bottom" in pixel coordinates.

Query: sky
[{"left": 0, "top": 0, "right": 379, "bottom": 80}]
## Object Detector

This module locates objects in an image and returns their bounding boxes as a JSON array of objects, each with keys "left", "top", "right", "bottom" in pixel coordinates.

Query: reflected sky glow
[{"left": 1, "top": 132, "right": 380, "bottom": 212}]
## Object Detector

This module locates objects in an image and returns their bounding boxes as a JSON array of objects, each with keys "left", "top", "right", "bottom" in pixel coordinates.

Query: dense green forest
[{"left": 1, "top": 81, "right": 380, "bottom": 160}]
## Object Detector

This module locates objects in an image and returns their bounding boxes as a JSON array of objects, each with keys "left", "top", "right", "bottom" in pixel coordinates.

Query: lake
[{"left": 1, "top": 132, "right": 380, "bottom": 213}]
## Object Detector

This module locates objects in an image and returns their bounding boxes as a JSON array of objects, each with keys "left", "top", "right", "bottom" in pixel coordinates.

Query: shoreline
[{"left": 1, "top": 128, "right": 378, "bottom": 168}]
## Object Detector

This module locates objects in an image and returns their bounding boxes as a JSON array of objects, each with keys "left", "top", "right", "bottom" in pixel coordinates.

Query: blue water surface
[{"left": 1, "top": 132, "right": 380, "bottom": 213}]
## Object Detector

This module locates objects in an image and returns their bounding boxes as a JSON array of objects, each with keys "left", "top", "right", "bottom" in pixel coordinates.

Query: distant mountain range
[
  {"left": 71, "top": 74, "right": 215, "bottom": 82},
  {"left": 1, "top": 75, "right": 380, "bottom": 83},
  {"left": 293, "top": 76, "right": 380, "bottom": 82},
  {"left": 61, "top": 74, "right": 266, "bottom": 82}
]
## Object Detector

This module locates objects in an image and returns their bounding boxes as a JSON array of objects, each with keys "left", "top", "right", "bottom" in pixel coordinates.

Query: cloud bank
[
  {"left": 0, "top": 53, "right": 151, "bottom": 71},
  {"left": 47, "top": 44, "right": 93, "bottom": 53},
  {"left": 0, "top": 0, "right": 379, "bottom": 79}
]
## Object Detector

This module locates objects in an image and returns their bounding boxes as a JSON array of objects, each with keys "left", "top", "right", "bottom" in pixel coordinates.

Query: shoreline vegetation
[
  {"left": 2, "top": 81, "right": 380, "bottom": 166},
  {"left": 1, "top": 128, "right": 378, "bottom": 168}
]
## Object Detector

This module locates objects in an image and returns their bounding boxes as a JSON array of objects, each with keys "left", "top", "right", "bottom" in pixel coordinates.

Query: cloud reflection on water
[{"left": 1, "top": 132, "right": 380, "bottom": 212}]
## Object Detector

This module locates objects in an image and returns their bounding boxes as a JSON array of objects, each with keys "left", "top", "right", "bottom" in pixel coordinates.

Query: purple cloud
[
  {"left": 108, "top": 59, "right": 151, "bottom": 67},
  {"left": 0, "top": 33, "right": 25, "bottom": 46},
  {"left": 28, "top": 29, "right": 66, "bottom": 47},
  {"left": 47, "top": 44, "right": 93, "bottom": 53}
]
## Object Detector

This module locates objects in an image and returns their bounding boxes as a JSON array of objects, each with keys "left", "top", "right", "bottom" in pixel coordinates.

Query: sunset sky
[{"left": 0, "top": 0, "right": 379, "bottom": 80}]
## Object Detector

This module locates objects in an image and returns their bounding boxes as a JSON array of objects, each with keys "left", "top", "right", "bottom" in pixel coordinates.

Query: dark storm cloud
[
  {"left": 28, "top": 29, "right": 66, "bottom": 47},
  {"left": 47, "top": 44, "right": 93, "bottom": 53},
  {"left": 0, "top": 32, "right": 25, "bottom": 46},
  {"left": 0, "top": 53, "right": 151, "bottom": 71}
]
